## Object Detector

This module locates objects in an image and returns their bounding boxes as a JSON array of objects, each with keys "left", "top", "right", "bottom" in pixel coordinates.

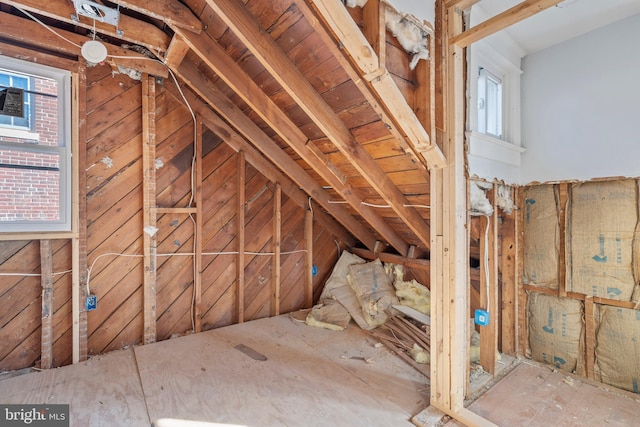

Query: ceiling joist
[
  {"left": 450, "top": 0, "right": 564, "bottom": 48},
  {"left": 109, "top": 0, "right": 203, "bottom": 34},
  {"left": 0, "top": 11, "right": 168, "bottom": 77},
  {"left": 2, "top": 0, "right": 171, "bottom": 54}
]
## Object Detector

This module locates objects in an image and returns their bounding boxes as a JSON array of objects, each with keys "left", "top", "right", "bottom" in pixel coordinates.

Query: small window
[
  {"left": 477, "top": 67, "right": 503, "bottom": 139},
  {"left": 0, "top": 72, "right": 33, "bottom": 130},
  {"left": 0, "top": 56, "right": 72, "bottom": 233}
]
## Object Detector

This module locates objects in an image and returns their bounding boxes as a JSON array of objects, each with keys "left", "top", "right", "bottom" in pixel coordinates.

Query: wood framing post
[
  {"left": 40, "top": 240, "right": 53, "bottom": 369},
  {"left": 500, "top": 187, "right": 518, "bottom": 356},
  {"left": 72, "top": 67, "right": 88, "bottom": 364},
  {"left": 557, "top": 183, "right": 569, "bottom": 297},
  {"left": 431, "top": 3, "right": 498, "bottom": 425},
  {"left": 237, "top": 151, "right": 246, "bottom": 323},
  {"left": 194, "top": 118, "right": 203, "bottom": 332},
  {"left": 479, "top": 187, "right": 498, "bottom": 375},
  {"left": 272, "top": 184, "right": 282, "bottom": 316},
  {"left": 516, "top": 187, "right": 528, "bottom": 357},
  {"left": 304, "top": 209, "right": 314, "bottom": 308},
  {"left": 142, "top": 73, "right": 158, "bottom": 344}
]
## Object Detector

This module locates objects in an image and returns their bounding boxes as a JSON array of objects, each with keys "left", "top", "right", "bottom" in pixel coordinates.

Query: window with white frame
[
  {"left": 0, "top": 56, "right": 72, "bottom": 233},
  {"left": 477, "top": 67, "right": 503, "bottom": 139},
  {"left": 466, "top": 38, "right": 525, "bottom": 183}
]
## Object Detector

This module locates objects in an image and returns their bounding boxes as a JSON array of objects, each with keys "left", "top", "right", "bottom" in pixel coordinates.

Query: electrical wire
[
  {"left": 484, "top": 216, "right": 490, "bottom": 313},
  {"left": 0, "top": 269, "right": 73, "bottom": 277},
  {"left": 15, "top": 6, "right": 82, "bottom": 49}
]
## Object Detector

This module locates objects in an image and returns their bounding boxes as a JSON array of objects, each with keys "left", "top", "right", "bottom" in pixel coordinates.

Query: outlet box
[
  {"left": 475, "top": 308, "right": 490, "bottom": 326},
  {"left": 86, "top": 294, "right": 97, "bottom": 311}
]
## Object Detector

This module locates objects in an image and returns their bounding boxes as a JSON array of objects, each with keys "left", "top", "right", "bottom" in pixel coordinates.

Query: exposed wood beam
[
  {"left": 173, "top": 61, "right": 378, "bottom": 251},
  {"left": 0, "top": 11, "right": 168, "bottom": 77},
  {"left": 3, "top": 0, "right": 170, "bottom": 54},
  {"left": 73, "top": 65, "right": 89, "bottom": 364},
  {"left": 362, "top": 0, "right": 385, "bottom": 67},
  {"left": 306, "top": 0, "right": 445, "bottom": 170},
  {"left": 142, "top": 74, "right": 157, "bottom": 345},
  {"left": 297, "top": 1, "right": 431, "bottom": 178},
  {"left": 479, "top": 189, "right": 498, "bottom": 375},
  {"left": 304, "top": 210, "right": 314, "bottom": 308},
  {"left": 443, "top": 0, "right": 480, "bottom": 10},
  {"left": 272, "top": 184, "right": 281, "bottom": 317},
  {"left": 237, "top": 150, "right": 246, "bottom": 324},
  {"left": 194, "top": 118, "right": 204, "bottom": 333},
  {"left": 430, "top": 0, "right": 468, "bottom": 418},
  {"left": 164, "top": 82, "right": 356, "bottom": 248},
  {"left": 173, "top": 27, "right": 409, "bottom": 255},
  {"left": 164, "top": 35, "right": 191, "bottom": 68},
  {"left": 40, "top": 240, "right": 53, "bottom": 370},
  {"left": 108, "top": 0, "right": 202, "bottom": 34},
  {"left": 450, "top": 0, "right": 564, "bottom": 48},
  {"left": 205, "top": 0, "right": 432, "bottom": 250}
]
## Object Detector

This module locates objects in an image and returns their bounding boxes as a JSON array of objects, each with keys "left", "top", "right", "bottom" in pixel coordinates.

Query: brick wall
[{"left": 0, "top": 76, "right": 60, "bottom": 223}]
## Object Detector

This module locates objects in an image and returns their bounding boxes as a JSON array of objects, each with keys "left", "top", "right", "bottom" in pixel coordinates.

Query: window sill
[
  {"left": 467, "top": 131, "right": 525, "bottom": 166},
  {"left": 0, "top": 127, "right": 40, "bottom": 141}
]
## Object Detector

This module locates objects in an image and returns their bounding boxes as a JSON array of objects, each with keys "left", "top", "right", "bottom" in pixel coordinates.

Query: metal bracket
[{"left": 72, "top": 0, "right": 120, "bottom": 27}]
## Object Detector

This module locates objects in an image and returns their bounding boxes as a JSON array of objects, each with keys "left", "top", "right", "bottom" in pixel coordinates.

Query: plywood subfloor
[
  {"left": 0, "top": 349, "right": 149, "bottom": 426},
  {"left": 0, "top": 314, "right": 429, "bottom": 427},
  {"left": 445, "top": 362, "right": 640, "bottom": 426}
]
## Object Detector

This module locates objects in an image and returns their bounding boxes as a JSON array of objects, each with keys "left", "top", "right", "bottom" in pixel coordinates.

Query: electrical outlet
[
  {"left": 475, "top": 308, "right": 490, "bottom": 326},
  {"left": 86, "top": 294, "right": 97, "bottom": 311}
]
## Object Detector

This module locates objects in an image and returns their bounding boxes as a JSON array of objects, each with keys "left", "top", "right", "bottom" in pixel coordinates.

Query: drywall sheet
[
  {"left": 568, "top": 180, "right": 638, "bottom": 301},
  {"left": 528, "top": 292, "right": 583, "bottom": 373},
  {"left": 523, "top": 185, "right": 559, "bottom": 288},
  {"left": 595, "top": 306, "right": 640, "bottom": 394}
]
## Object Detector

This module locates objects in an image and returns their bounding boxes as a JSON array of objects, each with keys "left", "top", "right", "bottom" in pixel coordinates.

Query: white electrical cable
[
  {"left": 15, "top": 6, "right": 82, "bottom": 49},
  {"left": 0, "top": 269, "right": 74, "bottom": 277},
  {"left": 484, "top": 216, "right": 490, "bottom": 313}
]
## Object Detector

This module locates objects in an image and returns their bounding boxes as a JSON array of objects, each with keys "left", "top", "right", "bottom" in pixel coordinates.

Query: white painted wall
[
  {"left": 386, "top": 0, "right": 434, "bottom": 24},
  {"left": 466, "top": 4, "right": 525, "bottom": 185},
  {"left": 521, "top": 13, "right": 640, "bottom": 183}
]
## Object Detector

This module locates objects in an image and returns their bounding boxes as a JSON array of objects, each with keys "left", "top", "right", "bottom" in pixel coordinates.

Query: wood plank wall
[{"left": 0, "top": 64, "right": 341, "bottom": 372}]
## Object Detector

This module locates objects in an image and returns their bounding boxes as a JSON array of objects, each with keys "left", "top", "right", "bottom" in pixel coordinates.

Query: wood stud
[
  {"left": 40, "top": 240, "right": 53, "bottom": 370},
  {"left": 142, "top": 74, "right": 158, "bottom": 344}
]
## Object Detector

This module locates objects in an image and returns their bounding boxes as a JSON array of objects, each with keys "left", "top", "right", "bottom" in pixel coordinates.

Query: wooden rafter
[
  {"left": 172, "top": 27, "right": 410, "bottom": 255},
  {"left": 164, "top": 35, "right": 191, "bottom": 68},
  {"left": 443, "top": 0, "right": 480, "bottom": 10},
  {"left": 173, "top": 61, "right": 379, "bottom": 251},
  {"left": 296, "top": 0, "right": 431, "bottom": 178},
  {"left": 305, "top": 0, "right": 445, "bottom": 170},
  {"left": 108, "top": 0, "right": 202, "bottom": 34},
  {"left": 0, "top": 11, "right": 168, "bottom": 77},
  {"left": 450, "top": 0, "right": 564, "bottom": 48},
  {"left": 204, "top": 0, "right": 432, "bottom": 250},
  {"left": 3, "top": 0, "right": 170, "bottom": 54}
]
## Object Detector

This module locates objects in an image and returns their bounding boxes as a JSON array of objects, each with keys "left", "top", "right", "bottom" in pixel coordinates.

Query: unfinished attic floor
[
  {"left": 443, "top": 362, "right": 640, "bottom": 427},
  {"left": 0, "top": 314, "right": 428, "bottom": 427}
]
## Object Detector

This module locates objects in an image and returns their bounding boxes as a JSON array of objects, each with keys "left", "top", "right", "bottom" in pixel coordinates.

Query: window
[
  {"left": 477, "top": 67, "right": 503, "bottom": 138},
  {"left": 0, "top": 72, "right": 33, "bottom": 130},
  {"left": 0, "top": 56, "right": 72, "bottom": 233}
]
